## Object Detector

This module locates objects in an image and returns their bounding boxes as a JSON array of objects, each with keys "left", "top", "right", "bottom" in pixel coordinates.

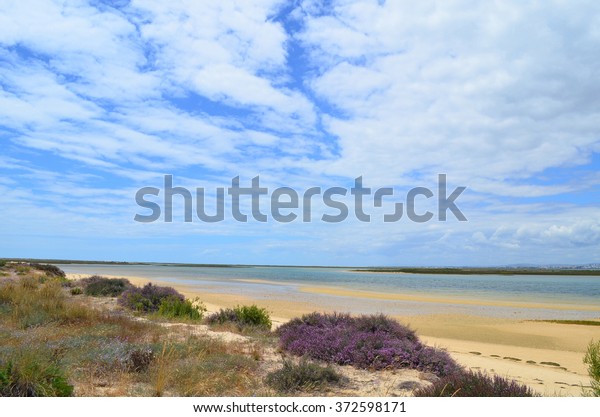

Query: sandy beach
[{"left": 67, "top": 272, "right": 600, "bottom": 396}]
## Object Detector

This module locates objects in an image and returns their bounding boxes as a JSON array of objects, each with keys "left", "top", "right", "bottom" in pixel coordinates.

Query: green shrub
[
  {"left": 0, "top": 260, "right": 6, "bottom": 268},
  {"left": 70, "top": 287, "right": 83, "bottom": 296},
  {"left": 0, "top": 352, "right": 73, "bottom": 397},
  {"left": 82, "top": 276, "right": 132, "bottom": 297},
  {"left": 584, "top": 339, "right": 600, "bottom": 396},
  {"left": 206, "top": 305, "right": 271, "bottom": 331},
  {"left": 15, "top": 265, "right": 31, "bottom": 275},
  {"left": 235, "top": 305, "right": 272, "bottom": 329},
  {"left": 156, "top": 297, "right": 206, "bottom": 321},
  {"left": 265, "top": 358, "right": 343, "bottom": 392}
]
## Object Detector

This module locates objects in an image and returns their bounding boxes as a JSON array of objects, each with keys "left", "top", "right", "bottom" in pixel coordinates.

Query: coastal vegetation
[
  {"left": 118, "top": 283, "right": 185, "bottom": 312},
  {"left": 206, "top": 305, "right": 272, "bottom": 331},
  {"left": 265, "top": 358, "right": 344, "bottom": 392},
  {"left": 0, "top": 264, "right": 260, "bottom": 396},
  {"left": 584, "top": 340, "right": 600, "bottom": 396},
  {"left": 0, "top": 262, "right": 549, "bottom": 397},
  {"left": 0, "top": 349, "right": 74, "bottom": 397},
  {"left": 277, "top": 312, "right": 460, "bottom": 377},
  {"left": 156, "top": 296, "right": 206, "bottom": 321},
  {"left": 78, "top": 275, "right": 132, "bottom": 297},
  {"left": 413, "top": 370, "right": 538, "bottom": 397}
]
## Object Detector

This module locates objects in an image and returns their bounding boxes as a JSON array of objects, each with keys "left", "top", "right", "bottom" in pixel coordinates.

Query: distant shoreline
[
  {"left": 353, "top": 267, "right": 600, "bottom": 276},
  {"left": 4, "top": 258, "right": 600, "bottom": 275}
]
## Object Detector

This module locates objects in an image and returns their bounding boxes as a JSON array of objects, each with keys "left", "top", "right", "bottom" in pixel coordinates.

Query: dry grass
[{"left": 0, "top": 269, "right": 266, "bottom": 397}]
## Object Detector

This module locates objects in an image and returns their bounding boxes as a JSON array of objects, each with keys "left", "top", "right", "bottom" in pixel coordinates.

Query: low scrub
[
  {"left": 0, "top": 269, "right": 264, "bottom": 396},
  {"left": 70, "top": 287, "right": 83, "bottom": 295},
  {"left": 15, "top": 265, "right": 31, "bottom": 275},
  {"left": 277, "top": 312, "right": 460, "bottom": 377},
  {"left": 265, "top": 358, "right": 343, "bottom": 392},
  {"left": 0, "top": 350, "right": 73, "bottom": 397},
  {"left": 118, "top": 283, "right": 184, "bottom": 312},
  {"left": 29, "top": 263, "right": 66, "bottom": 279},
  {"left": 123, "top": 347, "right": 155, "bottom": 373},
  {"left": 156, "top": 296, "right": 206, "bottom": 321},
  {"left": 413, "top": 370, "right": 538, "bottom": 397},
  {"left": 79, "top": 276, "right": 132, "bottom": 297},
  {"left": 0, "top": 277, "right": 94, "bottom": 328},
  {"left": 206, "top": 305, "right": 272, "bottom": 330},
  {"left": 584, "top": 339, "right": 600, "bottom": 396}
]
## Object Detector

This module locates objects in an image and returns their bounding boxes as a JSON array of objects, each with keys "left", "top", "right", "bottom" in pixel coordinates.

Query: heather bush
[
  {"left": 0, "top": 351, "right": 73, "bottom": 397},
  {"left": 29, "top": 263, "right": 66, "bottom": 278},
  {"left": 206, "top": 308, "right": 238, "bottom": 325},
  {"left": 266, "top": 358, "right": 344, "bottom": 392},
  {"left": 118, "top": 283, "right": 184, "bottom": 312},
  {"left": 413, "top": 370, "right": 538, "bottom": 397},
  {"left": 80, "top": 276, "right": 132, "bottom": 297},
  {"left": 277, "top": 312, "right": 460, "bottom": 377},
  {"left": 156, "top": 296, "right": 206, "bottom": 321},
  {"left": 206, "top": 305, "right": 272, "bottom": 330},
  {"left": 584, "top": 339, "right": 600, "bottom": 396}
]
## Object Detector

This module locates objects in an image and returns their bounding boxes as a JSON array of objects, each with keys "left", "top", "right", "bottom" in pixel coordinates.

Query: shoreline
[
  {"left": 353, "top": 267, "right": 600, "bottom": 276},
  {"left": 67, "top": 272, "right": 597, "bottom": 396}
]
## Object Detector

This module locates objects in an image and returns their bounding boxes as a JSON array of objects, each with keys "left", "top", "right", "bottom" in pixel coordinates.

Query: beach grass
[{"left": 584, "top": 340, "right": 600, "bottom": 396}]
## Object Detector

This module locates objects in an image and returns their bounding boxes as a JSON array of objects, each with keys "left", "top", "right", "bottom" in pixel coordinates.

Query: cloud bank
[{"left": 1, "top": 0, "right": 599, "bottom": 265}]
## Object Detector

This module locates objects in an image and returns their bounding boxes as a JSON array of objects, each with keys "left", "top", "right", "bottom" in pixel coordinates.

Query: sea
[{"left": 57, "top": 264, "right": 600, "bottom": 320}]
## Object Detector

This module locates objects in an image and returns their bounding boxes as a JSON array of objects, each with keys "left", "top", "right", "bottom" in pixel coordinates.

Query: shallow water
[{"left": 58, "top": 264, "right": 600, "bottom": 320}]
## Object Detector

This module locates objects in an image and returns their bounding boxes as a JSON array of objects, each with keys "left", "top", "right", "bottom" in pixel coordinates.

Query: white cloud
[
  {"left": 1, "top": 0, "right": 599, "bottom": 265},
  {"left": 301, "top": 0, "right": 600, "bottom": 190}
]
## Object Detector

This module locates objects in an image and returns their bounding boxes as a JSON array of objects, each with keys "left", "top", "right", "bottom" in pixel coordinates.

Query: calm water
[{"left": 58, "top": 264, "right": 600, "bottom": 319}]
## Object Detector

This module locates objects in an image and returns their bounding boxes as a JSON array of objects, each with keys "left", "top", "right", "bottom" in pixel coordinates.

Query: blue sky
[{"left": 1, "top": 0, "right": 599, "bottom": 266}]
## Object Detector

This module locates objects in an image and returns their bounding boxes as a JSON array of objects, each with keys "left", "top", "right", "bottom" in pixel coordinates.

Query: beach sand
[{"left": 67, "top": 273, "right": 600, "bottom": 396}]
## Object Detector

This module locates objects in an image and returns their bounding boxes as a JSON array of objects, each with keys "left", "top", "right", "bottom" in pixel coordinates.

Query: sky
[{"left": 1, "top": 0, "right": 599, "bottom": 266}]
